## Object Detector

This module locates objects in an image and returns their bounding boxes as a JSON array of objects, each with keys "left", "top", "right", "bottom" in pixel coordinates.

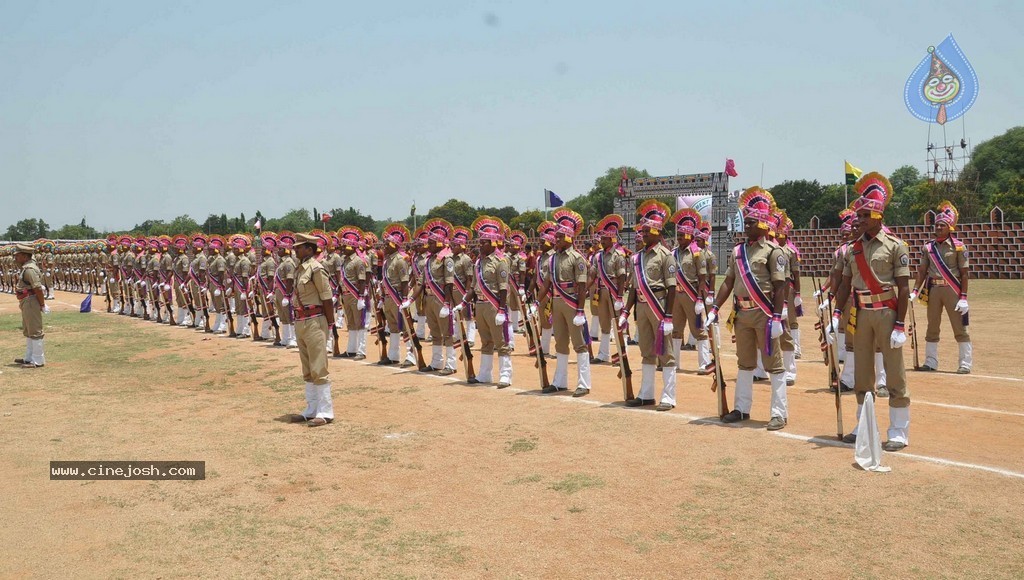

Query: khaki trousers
[
  {"left": 925, "top": 284, "right": 970, "bottom": 343},
  {"left": 342, "top": 294, "right": 365, "bottom": 331},
  {"left": 671, "top": 290, "right": 707, "bottom": 341},
  {"left": 425, "top": 294, "right": 453, "bottom": 346},
  {"left": 275, "top": 294, "right": 293, "bottom": 324},
  {"left": 552, "top": 297, "right": 587, "bottom": 354},
  {"left": 734, "top": 308, "right": 783, "bottom": 373},
  {"left": 296, "top": 316, "right": 330, "bottom": 384},
  {"left": 475, "top": 300, "right": 511, "bottom": 355},
  {"left": 853, "top": 307, "right": 909, "bottom": 408},
  {"left": 21, "top": 298, "right": 44, "bottom": 339},
  {"left": 596, "top": 287, "right": 617, "bottom": 334},
  {"left": 638, "top": 299, "right": 674, "bottom": 367}
]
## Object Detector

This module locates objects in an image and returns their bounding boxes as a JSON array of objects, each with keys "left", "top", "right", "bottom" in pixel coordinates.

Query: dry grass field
[{"left": 1, "top": 278, "right": 1022, "bottom": 578}]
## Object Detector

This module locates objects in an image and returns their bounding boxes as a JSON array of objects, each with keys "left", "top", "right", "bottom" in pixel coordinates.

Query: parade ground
[{"left": 2, "top": 279, "right": 1022, "bottom": 578}]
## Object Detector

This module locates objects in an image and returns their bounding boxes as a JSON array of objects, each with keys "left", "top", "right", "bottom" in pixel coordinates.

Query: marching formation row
[{"left": 4, "top": 172, "right": 973, "bottom": 446}]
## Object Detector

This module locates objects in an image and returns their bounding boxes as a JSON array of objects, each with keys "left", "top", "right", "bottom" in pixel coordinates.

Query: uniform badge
[
  {"left": 500, "top": 270, "right": 508, "bottom": 278},
  {"left": 900, "top": 254, "right": 909, "bottom": 266},
  {"left": 668, "top": 265, "right": 677, "bottom": 274},
  {"left": 446, "top": 260, "right": 454, "bottom": 272},
  {"left": 776, "top": 255, "right": 786, "bottom": 272},
  {"left": 577, "top": 262, "right": 586, "bottom": 272}
]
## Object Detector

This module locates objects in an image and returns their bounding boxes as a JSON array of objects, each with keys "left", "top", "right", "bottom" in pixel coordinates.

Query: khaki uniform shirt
[
  {"left": 922, "top": 237, "right": 969, "bottom": 279},
  {"left": 341, "top": 254, "right": 367, "bottom": 288},
  {"left": 842, "top": 231, "right": 910, "bottom": 290},
  {"left": 673, "top": 244, "right": 705, "bottom": 286},
  {"left": 472, "top": 253, "right": 509, "bottom": 299},
  {"left": 594, "top": 248, "right": 627, "bottom": 289},
  {"left": 452, "top": 252, "right": 473, "bottom": 293},
  {"left": 636, "top": 243, "right": 676, "bottom": 291},
  {"left": 725, "top": 238, "right": 787, "bottom": 299},
  {"left": 20, "top": 259, "right": 43, "bottom": 292},
  {"left": 234, "top": 255, "right": 252, "bottom": 289},
  {"left": 274, "top": 257, "right": 295, "bottom": 298},
  {"left": 294, "top": 258, "right": 333, "bottom": 309},
  {"left": 383, "top": 252, "right": 410, "bottom": 287},
  {"left": 209, "top": 254, "right": 227, "bottom": 288}
]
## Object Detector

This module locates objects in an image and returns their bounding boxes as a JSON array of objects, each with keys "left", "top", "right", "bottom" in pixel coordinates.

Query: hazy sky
[{"left": 2, "top": 0, "right": 1020, "bottom": 232}]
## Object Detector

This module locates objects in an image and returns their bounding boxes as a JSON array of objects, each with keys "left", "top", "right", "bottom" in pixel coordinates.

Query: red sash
[
  {"left": 926, "top": 239, "right": 963, "bottom": 295},
  {"left": 734, "top": 243, "right": 776, "bottom": 355},
  {"left": 596, "top": 250, "right": 621, "bottom": 301},
  {"left": 852, "top": 239, "right": 897, "bottom": 310},
  {"left": 632, "top": 248, "right": 667, "bottom": 355}
]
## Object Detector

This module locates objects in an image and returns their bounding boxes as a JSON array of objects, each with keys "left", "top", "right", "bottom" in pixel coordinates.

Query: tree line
[{"left": 6, "top": 126, "right": 1023, "bottom": 241}]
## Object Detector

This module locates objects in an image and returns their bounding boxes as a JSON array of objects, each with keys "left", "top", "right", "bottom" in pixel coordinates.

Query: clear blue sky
[{"left": 2, "top": 0, "right": 1020, "bottom": 232}]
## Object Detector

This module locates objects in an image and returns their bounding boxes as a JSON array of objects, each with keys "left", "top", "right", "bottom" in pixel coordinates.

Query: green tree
[
  {"left": 427, "top": 199, "right": 480, "bottom": 226},
  {"left": 990, "top": 175, "right": 1024, "bottom": 221},
  {"left": 324, "top": 207, "right": 376, "bottom": 233},
  {"left": 964, "top": 126, "right": 1024, "bottom": 205},
  {"left": 566, "top": 166, "right": 651, "bottom": 224},
  {"left": 50, "top": 218, "right": 100, "bottom": 240},
  {"left": 887, "top": 165, "right": 925, "bottom": 225},
  {"left": 478, "top": 205, "right": 519, "bottom": 225},
  {"left": 167, "top": 215, "right": 201, "bottom": 235},
  {"left": 265, "top": 208, "right": 315, "bottom": 233},
  {"left": 767, "top": 179, "right": 825, "bottom": 229},
  {"left": 4, "top": 218, "right": 49, "bottom": 241},
  {"left": 509, "top": 210, "right": 546, "bottom": 234}
]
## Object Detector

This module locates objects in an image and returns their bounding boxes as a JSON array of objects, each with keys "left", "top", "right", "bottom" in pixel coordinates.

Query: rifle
[
  {"left": 260, "top": 289, "right": 282, "bottom": 343},
  {"left": 526, "top": 301, "right": 550, "bottom": 389},
  {"left": 151, "top": 276, "right": 164, "bottom": 323},
  {"left": 371, "top": 287, "right": 389, "bottom": 361},
  {"left": 613, "top": 315, "right": 634, "bottom": 401},
  {"left": 812, "top": 275, "right": 843, "bottom": 439},
  {"left": 706, "top": 319, "right": 730, "bottom": 419},
  {"left": 908, "top": 287, "right": 921, "bottom": 370},
  {"left": 401, "top": 306, "right": 428, "bottom": 370},
  {"left": 104, "top": 273, "right": 112, "bottom": 312},
  {"left": 244, "top": 276, "right": 260, "bottom": 340},
  {"left": 456, "top": 314, "right": 475, "bottom": 381},
  {"left": 516, "top": 291, "right": 538, "bottom": 356},
  {"left": 198, "top": 286, "right": 212, "bottom": 332},
  {"left": 220, "top": 280, "right": 236, "bottom": 337}
]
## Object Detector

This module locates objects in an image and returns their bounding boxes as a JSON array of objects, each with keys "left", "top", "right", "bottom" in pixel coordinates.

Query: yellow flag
[{"left": 845, "top": 161, "right": 863, "bottom": 185}]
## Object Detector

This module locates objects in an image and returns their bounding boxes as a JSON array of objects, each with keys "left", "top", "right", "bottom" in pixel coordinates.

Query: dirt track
[{"left": 1, "top": 282, "right": 1022, "bottom": 578}]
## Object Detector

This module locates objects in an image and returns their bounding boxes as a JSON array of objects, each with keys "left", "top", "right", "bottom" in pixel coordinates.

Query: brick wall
[{"left": 788, "top": 222, "right": 1024, "bottom": 279}]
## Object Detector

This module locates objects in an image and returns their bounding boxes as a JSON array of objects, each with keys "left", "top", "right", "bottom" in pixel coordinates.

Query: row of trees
[{"left": 7, "top": 127, "right": 1024, "bottom": 241}]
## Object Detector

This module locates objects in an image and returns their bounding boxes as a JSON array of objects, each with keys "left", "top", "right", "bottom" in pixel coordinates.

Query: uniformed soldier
[
  {"left": 537, "top": 209, "right": 591, "bottom": 395},
  {"left": 170, "top": 235, "right": 192, "bottom": 326},
  {"left": 829, "top": 172, "right": 911, "bottom": 451},
  {"left": 588, "top": 215, "right": 627, "bottom": 365},
  {"left": 450, "top": 227, "right": 476, "bottom": 348},
  {"left": 402, "top": 219, "right": 457, "bottom": 375},
  {"left": 288, "top": 232, "right": 337, "bottom": 427},
  {"left": 13, "top": 244, "right": 49, "bottom": 368},
  {"left": 275, "top": 232, "right": 299, "bottom": 348},
  {"left": 104, "top": 236, "right": 122, "bottom": 313},
  {"left": 913, "top": 200, "right": 972, "bottom": 373},
  {"left": 458, "top": 216, "right": 513, "bottom": 387},
  {"left": 145, "top": 239, "right": 163, "bottom": 322},
  {"left": 320, "top": 233, "right": 344, "bottom": 352},
  {"left": 620, "top": 202, "right": 677, "bottom": 409},
  {"left": 256, "top": 232, "right": 281, "bottom": 341},
  {"left": 506, "top": 231, "right": 529, "bottom": 338},
  {"left": 187, "top": 234, "right": 211, "bottom": 330},
  {"left": 707, "top": 187, "right": 789, "bottom": 430},
  {"left": 207, "top": 236, "right": 230, "bottom": 334},
  {"left": 532, "top": 221, "right": 558, "bottom": 358},
  {"left": 696, "top": 220, "right": 717, "bottom": 326},
  {"left": 668, "top": 207, "right": 711, "bottom": 376},
  {"left": 337, "top": 227, "right": 369, "bottom": 360},
  {"left": 772, "top": 210, "right": 801, "bottom": 386},
  {"left": 410, "top": 230, "right": 431, "bottom": 340},
  {"left": 230, "top": 234, "right": 254, "bottom": 338},
  {"left": 378, "top": 223, "right": 416, "bottom": 366}
]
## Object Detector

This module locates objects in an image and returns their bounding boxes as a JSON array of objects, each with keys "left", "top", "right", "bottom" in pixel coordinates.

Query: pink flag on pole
[{"left": 725, "top": 158, "right": 738, "bottom": 177}]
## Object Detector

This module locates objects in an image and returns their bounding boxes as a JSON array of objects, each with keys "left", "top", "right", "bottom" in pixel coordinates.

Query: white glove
[
  {"left": 331, "top": 295, "right": 337, "bottom": 304},
  {"left": 439, "top": 304, "right": 450, "bottom": 318},
  {"left": 495, "top": 311, "right": 506, "bottom": 325},
  {"left": 793, "top": 294, "right": 802, "bottom": 308},
  {"left": 662, "top": 320, "right": 674, "bottom": 335},
  {"left": 225, "top": 287, "right": 233, "bottom": 296},
  {"left": 613, "top": 300, "right": 623, "bottom": 311},
  {"left": 266, "top": 293, "right": 274, "bottom": 302},
  {"left": 890, "top": 328, "right": 907, "bottom": 349},
  {"left": 955, "top": 298, "right": 969, "bottom": 314},
  {"left": 528, "top": 303, "right": 538, "bottom": 318},
  {"left": 694, "top": 300, "right": 705, "bottom": 316},
  {"left": 909, "top": 289, "right": 919, "bottom": 302},
  {"left": 770, "top": 318, "right": 784, "bottom": 339},
  {"left": 43, "top": 305, "right": 51, "bottom": 314},
  {"left": 573, "top": 311, "right": 586, "bottom": 326},
  {"left": 239, "top": 292, "right": 247, "bottom": 300},
  {"left": 518, "top": 289, "right": 526, "bottom": 301},
  {"left": 617, "top": 312, "right": 629, "bottom": 329},
  {"left": 181, "top": 284, "right": 187, "bottom": 291},
  {"left": 825, "top": 314, "right": 840, "bottom": 343},
  {"left": 140, "top": 281, "right": 148, "bottom": 289},
  {"left": 282, "top": 298, "right": 290, "bottom": 307},
  {"left": 813, "top": 289, "right": 822, "bottom": 299},
  {"left": 704, "top": 295, "right": 714, "bottom": 306},
  {"left": 214, "top": 288, "right": 222, "bottom": 297},
  {"left": 452, "top": 302, "right": 465, "bottom": 313},
  {"left": 705, "top": 310, "right": 718, "bottom": 326},
  {"left": 400, "top": 299, "right": 411, "bottom": 310},
  {"left": 781, "top": 306, "right": 789, "bottom": 320},
  {"left": 818, "top": 301, "right": 828, "bottom": 312},
  {"left": 357, "top": 298, "right": 365, "bottom": 310}
]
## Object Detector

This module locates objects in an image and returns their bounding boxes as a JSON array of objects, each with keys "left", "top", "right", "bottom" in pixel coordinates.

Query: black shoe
[
  {"left": 625, "top": 398, "right": 655, "bottom": 407},
  {"left": 467, "top": 378, "right": 480, "bottom": 384},
  {"left": 918, "top": 365, "right": 936, "bottom": 372},
  {"left": 721, "top": 410, "right": 750, "bottom": 423},
  {"left": 376, "top": 358, "right": 396, "bottom": 365},
  {"left": 627, "top": 339, "right": 639, "bottom": 346},
  {"left": 572, "top": 387, "right": 590, "bottom": 397},
  {"left": 840, "top": 382, "right": 854, "bottom": 392},
  {"left": 589, "top": 357, "right": 605, "bottom": 364},
  {"left": 337, "top": 352, "right": 353, "bottom": 358},
  {"left": 753, "top": 375, "right": 769, "bottom": 383},
  {"left": 883, "top": 440, "right": 906, "bottom": 452},
  {"left": 842, "top": 433, "right": 857, "bottom": 444},
  {"left": 420, "top": 366, "right": 439, "bottom": 373},
  {"left": 681, "top": 344, "right": 696, "bottom": 351},
  {"left": 655, "top": 403, "right": 674, "bottom": 411},
  {"left": 541, "top": 385, "right": 566, "bottom": 394}
]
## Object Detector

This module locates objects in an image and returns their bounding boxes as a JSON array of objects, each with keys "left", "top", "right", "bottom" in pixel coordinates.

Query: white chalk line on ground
[{"left": 362, "top": 359, "right": 1024, "bottom": 481}]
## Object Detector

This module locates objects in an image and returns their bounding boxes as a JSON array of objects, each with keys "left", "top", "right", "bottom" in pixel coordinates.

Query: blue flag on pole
[
  {"left": 544, "top": 189, "right": 563, "bottom": 208},
  {"left": 80, "top": 292, "right": 92, "bottom": 313}
]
